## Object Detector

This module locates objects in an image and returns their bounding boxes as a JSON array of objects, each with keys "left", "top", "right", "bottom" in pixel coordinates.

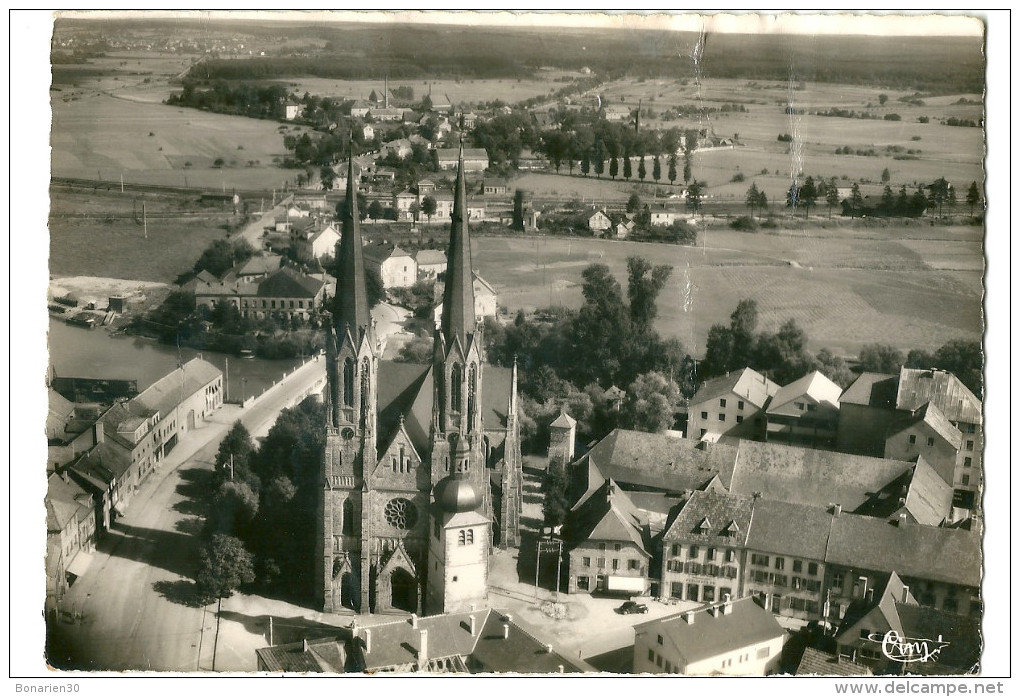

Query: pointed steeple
[
  {"left": 333, "top": 139, "right": 371, "bottom": 339},
  {"left": 441, "top": 140, "right": 476, "bottom": 350}
]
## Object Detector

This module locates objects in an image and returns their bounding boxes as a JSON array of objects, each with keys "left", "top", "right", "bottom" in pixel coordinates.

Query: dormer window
[{"left": 695, "top": 517, "right": 711, "bottom": 535}]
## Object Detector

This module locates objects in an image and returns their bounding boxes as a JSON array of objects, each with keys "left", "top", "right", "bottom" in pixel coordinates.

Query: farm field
[
  {"left": 472, "top": 224, "right": 983, "bottom": 358},
  {"left": 48, "top": 188, "right": 239, "bottom": 283}
]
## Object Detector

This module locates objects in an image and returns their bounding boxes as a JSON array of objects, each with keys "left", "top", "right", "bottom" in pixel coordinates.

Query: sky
[{"left": 51, "top": 10, "right": 985, "bottom": 37}]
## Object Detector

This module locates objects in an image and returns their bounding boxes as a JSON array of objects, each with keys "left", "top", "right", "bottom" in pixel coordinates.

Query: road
[{"left": 47, "top": 358, "right": 326, "bottom": 671}]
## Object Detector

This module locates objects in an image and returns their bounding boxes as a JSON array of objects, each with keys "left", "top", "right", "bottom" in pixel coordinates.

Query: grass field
[
  {"left": 48, "top": 188, "right": 238, "bottom": 282},
  {"left": 472, "top": 224, "right": 983, "bottom": 358}
]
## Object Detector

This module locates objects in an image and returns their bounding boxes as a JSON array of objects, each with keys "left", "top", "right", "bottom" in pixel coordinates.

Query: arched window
[
  {"left": 343, "top": 359, "right": 355, "bottom": 408},
  {"left": 342, "top": 499, "right": 355, "bottom": 536},
  {"left": 467, "top": 363, "right": 477, "bottom": 428},
  {"left": 360, "top": 358, "right": 371, "bottom": 428},
  {"left": 458, "top": 530, "right": 467, "bottom": 546},
  {"left": 450, "top": 363, "right": 462, "bottom": 412},
  {"left": 466, "top": 529, "right": 474, "bottom": 544}
]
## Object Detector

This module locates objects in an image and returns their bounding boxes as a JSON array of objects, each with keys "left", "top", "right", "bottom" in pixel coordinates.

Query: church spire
[
  {"left": 441, "top": 140, "right": 476, "bottom": 350},
  {"left": 333, "top": 138, "right": 370, "bottom": 339}
]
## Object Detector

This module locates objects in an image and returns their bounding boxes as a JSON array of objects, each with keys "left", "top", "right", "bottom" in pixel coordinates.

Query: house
[
  {"left": 632, "top": 597, "right": 786, "bottom": 675},
  {"left": 371, "top": 107, "right": 405, "bottom": 122},
  {"left": 361, "top": 123, "right": 375, "bottom": 141},
  {"left": 587, "top": 209, "right": 611, "bottom": 233},
  {"left": 294, "top": 222, "right": 341, "bottom": 263},
  {"left": 795, "top": 647, "right": 873, "bottom": 676},
  {"left": 257, "top": 636, "right": 347, "bottom": 672},
  {"left": 195, "top": 268, "right": 326, "bottom": 320},
  {"left": 561, "top": 479, "right": 652, "bottom": 595},
  {"left": 833, "top": 571, "right": 980, "bottom": 675},
  {"left": 382, "top": 138, "right": 412, "bottom": 159},
  {"left": 344, "top": 610, "right": 589, "bottom": 673},
  {"left": 233, "top": 254, "right": 283, "bottom": 280},
  {"left": 349, "top": 101, "right": 372, "bottom": 118},
  {"left": 686, "top": 367, "right": 780, "bottom": 441},
  {"left": 47, "top": 389, "right": 99, "bottom": 471},
  {"left": 432, "top": 272, "right": 498, "bottom": 325},
  {"left": 284, "top": 102, "right": 302, "bottom": 120},
  {"left": 613, "top": 217, "right": 636, "bottom": 239},
  {"left": 883, "top": 402, "right": 962, "bottom": 486},
  {"left": 415, "top": 249, "right": 447, "bottom": 280},
  {"left": 765, "top": 370, "right": 842, "bottom": 449},
  {"left": 416, "top": 179, "right": 437, "bottom": 195},
  {"left": 480, "top": 178, "right": 510, "bottom": 196},
  {"left": 392, "top": 190, "right": 419, "bottom": 221},
  {"left": 649, "top": 210, "right": 685, "bottom": 226},
  {"left": 363, "top": 243, "right": 417, "bottom": 289},
  {"left": 437, "top": 148, "right": 488, "bottom": 171},
  {"left": 604, "top": 104, "right": 632, "bottom": 122},
  {"left": 517, "top": 148, "right": 546, "bottom": 171},
  {"left": 179, "top": 269, "right": 220, "bottom": 294},
  {"left": 836, "top": 372, "right": 899, "bottom": 455},
  {"left": 293, "top": 193, "right": 330, "bottom": 210},
  {"left": 46, "top": 472, "right": 98, "bottom": 614}
]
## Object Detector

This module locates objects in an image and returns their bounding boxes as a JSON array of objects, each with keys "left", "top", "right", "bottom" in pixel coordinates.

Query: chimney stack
[
  {"left": 545, "top": 644, "right": 554, "bottom": 654},
  {"left": 94, "top": 421, "right": 104, "bottom": 444},
  {"left": 469, "top": 614, "right": 477, "bottom": 636},
  {"left": 832, "top": 503, "right": 842, "bottom": 517},
  {"left": 502, "top": 620, "right": 510, "bottom": 640},
  {"left": 558, "top": 665, "right": 565, "bottom": 673},
  {"left": 363, "top": 629, "right": 371, "bottom": 653},
  {"left": 902, "top": 586, "right": 910, "bottom": 603},
  {"left": 417, "top": 629, "right": 428, "bottom": 671},
  {"left": 302, "top": 638, "right": 309, "bottom": 652},
  {"left": 410, "top": 612, "right": 418, "bottom": 628},
  {"left": 683, "top": 612, "right": 694, "bottom": 624}
]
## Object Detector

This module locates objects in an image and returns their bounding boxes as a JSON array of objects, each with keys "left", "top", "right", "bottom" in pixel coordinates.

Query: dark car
[{"left": 617, "top": 601, "right": 649, "bottom": 615}]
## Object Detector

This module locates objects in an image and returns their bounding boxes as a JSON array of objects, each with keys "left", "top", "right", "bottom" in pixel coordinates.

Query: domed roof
[{"left": 434, "top": 474, "right": 481, "bottom": 513}]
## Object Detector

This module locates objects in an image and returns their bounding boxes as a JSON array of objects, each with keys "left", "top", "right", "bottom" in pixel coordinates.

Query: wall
[
  {"left": 836, "top": 404, "right": 894, "bottom": 456},
  {"left": 660, "top": 541, "right": 742, "bottom": 602},
  {"left": 742, "top": 552, "right": 825, "bottom": 620},
  {"left": 687, "top": 392, "right": 765, "bottom": 441},
  {"left": 568, "top": 541, "right": 648, "bottom": 594}
]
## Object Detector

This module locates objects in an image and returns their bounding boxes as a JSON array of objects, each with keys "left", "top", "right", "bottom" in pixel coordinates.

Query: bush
[
  {"left": 729, "top": 215, "right": 758, "bottom": 232},
  {"left": 883, "top": 113, "right": 902, "bottom": 121},
  {"left": 761, "top": 218, "right": 778, "bottom": 229},
  {"left": 730, "top": 172, "right": 745, "bottom": 183},
  {"left": 777, "top": 133, "right": 793, "bottom": 142}
]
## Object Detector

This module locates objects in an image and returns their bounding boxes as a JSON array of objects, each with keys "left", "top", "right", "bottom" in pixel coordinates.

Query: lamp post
[{"left": 241, "top": 378, "right": 247, "bottom": 407}]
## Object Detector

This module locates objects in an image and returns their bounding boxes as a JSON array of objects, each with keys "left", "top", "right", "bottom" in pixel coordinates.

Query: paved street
[{"left": 47, "top": 358, "right": 326, "bottom": 671}]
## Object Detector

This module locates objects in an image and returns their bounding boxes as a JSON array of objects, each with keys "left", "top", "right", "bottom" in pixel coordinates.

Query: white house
[
  {"left": 284, "top": 102, "right": 302, "bottom": 120},
  {"left": 588, "top": 210, "right": 611, "bottom": 233},
  {"left": 432, "top": 272, "right": 498, "bottom": 326},
  {"left": 364, "top": 243, "right": 417, "bottom": 289}
]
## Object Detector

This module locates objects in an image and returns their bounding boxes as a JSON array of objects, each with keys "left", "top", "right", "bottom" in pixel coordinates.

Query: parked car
[{"left": 617, "top": 601, "right": 649, "bottom": 615}]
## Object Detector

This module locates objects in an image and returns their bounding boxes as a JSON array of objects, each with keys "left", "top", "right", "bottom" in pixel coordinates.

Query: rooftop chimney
[
  {"left": 832, "top": 503, "right": 842, "bottom": 517},
  {"left": 410, "top": 612, "right": 418, "bottom": 628},
  {"left": 682, "top": 612, "right": 694, "bottom": 624},
  {"left": 93, "top": 421, "right": 104, "bottom": 445},
  {"left": 902, "top": 586, "right": 910, "bottom": 603},
  {"left": 469, "top": 614, "right": 477, "bottom": 636},
  {"left": 502, "top": 621, "right": 510, "bottom": 640},
  {"left": 866, "top": 588, "right": 875, "bottom": 603},
  {"left": 558, "top": 665, "right": 565, "bottom": 673},
  {"left": 363, "top": 629, "right": 371, "bottom": 653},
  {"left": 302, "top": 638, "right": 309, "bottom": 652},
  {"left": 417, "top": 629, "right": 428, "bottom": 671},
  {"left": 545, "top": 644, "right": 554, "bottom": 654}
]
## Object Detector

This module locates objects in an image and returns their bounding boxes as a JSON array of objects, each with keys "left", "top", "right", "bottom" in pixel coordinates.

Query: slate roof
[
  {"left": 352, "top": 609, "right": 586, "bottom": 673},
  {"left": 46, "top": 473, "right": 93, "bottom": 532},
  {"left": 729, "top": 440, "right": 916, "bottom": 512},
  {"left": 579, "top": 429, "right": 739, "bottom": 494},
  {"left": 133, "top": 358, "right": 221, "bottom": 418},
  {"left": 634, "top": 597, "right": 785, "bottom": 666},
  {"left": 900, "top": 457, "right": 954, "bottom": 526},
  {"left": 561, "top": 479, "right": 649, "bottom": 554},
  {"left": 550, "top": 410, "right": 576, "bottom": 429},
  {"left": 662, "top": 490, "right": 754, "bottom": 545},
  {"left": 825, "top": 516, "right": 981, "bottom": 587},
  {"left": 363, "top": 242, "right": 413, "bottom": 264},
  {"left": 896, "top": 368, "right": 981, "bottom": 425},
  {"left": 69, "top": 439, "right": 132, "bottom": 487},
  {"left": 235, "top": 254, "right": 282, "bottom": 277},
  {"left": 836, "top": 570, "right": 914, "bottom": 641},
  {"left": 257, "top": 637, "right": 347, "bottom": 672},
  {"left": 256, "top": 267, "right": 325, "bottom": 299},
  {"left": 415, "top": 249, "right": 447, "bottom": 266},
  {"left": 887, "top": 401, "right": 963, "bottom": 451},
  {"left": 745, "top": 498, "right": 835, "bottom": 560},
  {"left": 768, "top": 370, "right": 843, "bottom": 413},
  {"left": 796, "top": 648, "right": 873, "bottom": 676},
  {"left": 692, "top": 367, "right": 779, "bottom": 410},
  {"left": 840, "top": 372, "right": 898, "bottom": 408}
]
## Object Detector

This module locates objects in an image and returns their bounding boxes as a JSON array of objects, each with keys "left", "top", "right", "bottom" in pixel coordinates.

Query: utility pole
[
  {"left": 142, "top": 203, "right": 147, "bottom": 240},
  {"left": 269, "top": 616, "right": 274, "bottom": 645},
  {"left": 120, "top": 173, "right": 124, "bottom": 193}
]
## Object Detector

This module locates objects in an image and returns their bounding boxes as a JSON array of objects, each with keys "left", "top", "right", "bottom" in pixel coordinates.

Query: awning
[
  {"left": 606, "top": 575, "right": 646, "bottom": 593},
  {"left": 66, "top": 551, "right": 94, "bottom": 579}
]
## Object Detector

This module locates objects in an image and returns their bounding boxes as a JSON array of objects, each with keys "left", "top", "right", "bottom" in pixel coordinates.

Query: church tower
[
  {"left": 429, "top": 143, "right": 490, "bottom": 519},
  {"left": 319, "top": 144, "right": 380, "bottom": 613},
  {"left": 425, "top": 471, "right": 490, "bottom": 614}
]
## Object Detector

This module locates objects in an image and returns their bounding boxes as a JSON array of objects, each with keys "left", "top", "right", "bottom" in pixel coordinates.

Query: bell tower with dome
[{"left": 425, "top": 465, "right": 490, "bottom": 614}]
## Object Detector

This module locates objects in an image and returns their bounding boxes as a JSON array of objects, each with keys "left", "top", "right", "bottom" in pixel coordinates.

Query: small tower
[
  {"left": 548, "top": 408, "right": 577, "bottom": 468},
  {"left": 425, "top": 469, "right": 490, "bottom": 615}
]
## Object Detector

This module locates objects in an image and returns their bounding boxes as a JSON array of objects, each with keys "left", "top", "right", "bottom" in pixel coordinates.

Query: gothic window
[
  {"left": 343, "top": 359, "right": 355, "bottom": 408},
  {"left": 458, "top": 530, "right": 467, "bottom": 545},
  {"left": 360, "top": 358, "right": 370, "bottom": 427},
  {"left": 384, "top": 498, "right": 418, "bottom": 530},
  {"left": 342, "top": 499, "right": 355, "bottom": 536},
  {"left": 466, "top": 529, "right": 474, "bottom": 544},
  {"left": 467, "top": 363, "right": 477, "bottom": 427},
  {"left": 451, "top": 363, "right": 462, "bottom": 412}
]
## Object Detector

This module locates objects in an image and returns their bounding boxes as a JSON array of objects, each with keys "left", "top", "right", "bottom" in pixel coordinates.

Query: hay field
[{"left": 473, "top": 225, "right": 983, "bottom": 357}]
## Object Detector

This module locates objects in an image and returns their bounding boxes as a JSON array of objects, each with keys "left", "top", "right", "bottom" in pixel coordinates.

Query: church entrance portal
[
  {"left": 390, "top": 568, "right": 417, "bottom": 613},
  {"left": 340, "top": 572, "right": 360, "bottom": 611}
]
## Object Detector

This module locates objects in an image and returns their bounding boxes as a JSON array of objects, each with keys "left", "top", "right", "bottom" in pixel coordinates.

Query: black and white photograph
[{"left": 12, "top": 9, "right": 1008, "bottom": 685}]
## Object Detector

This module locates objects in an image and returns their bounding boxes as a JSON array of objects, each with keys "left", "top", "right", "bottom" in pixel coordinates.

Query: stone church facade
[{"left": 317, "top": 146, "right": 522, "bottom": 615}]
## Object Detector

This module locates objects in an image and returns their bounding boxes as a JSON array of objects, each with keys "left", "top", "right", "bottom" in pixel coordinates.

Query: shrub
[
  {"left": 761, "top": 218, "right": 778, "bottom": 229},
  {"left": 883, "top": 114, "right": 902, "bottom": 121},
  {"left": 730, "top": 172, "right": 745, "bottom": 183},
  {"left": 729, "top": 215, "right": 758, "bottom": 232}
]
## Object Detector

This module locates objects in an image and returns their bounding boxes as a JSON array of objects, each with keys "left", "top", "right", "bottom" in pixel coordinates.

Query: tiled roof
[
  {"left": 634, "top": 597, "right": 785, "bottom": 665},
  {"left": 70, "top": 439, "right": 132, "bottom": 484},
  {"left": 662, "top": 490, "right": 754, "bottom": 545},
  {"left": 46, "top": 473, "right": 92, "bottom": 532},
  {"left": 796, "top": 648, "right": 873, "bottom": 676},
  {"left": 840, "top": 372, "right": 898, "bottom": 408},
  {"left": 900, "top": 458, "right": 953, "bottom": 526},
  {"left": 415, "top": 249, "right": 447, "bottom": 265},
  {"left": 896, "top": 368, "right": 981, "bottom": 425},
  {"left": 745, "top": 498, "right": 835, "bottom": 560},
  {"left": 835, "top": 570, "right": 913, "bottom": 641},
  {"left": 729, "top": 440, "right": 915, "bottom": 512},
  {"left": 768, "top": 370, "right": 843, "bottom": 413},
  {"left": 580, "top": 429, "right": 739, "bottom": 494},
  {"left": 436, "top": 148, "right": 488, "bottom": 161},
  {"left": 47, "top": 389, "right": 77, "bottom": 440},
  {"left": 256, "top": 268, "right": 325, "bottom": 299},
  {"left": 235, "top": 254, "right": 282, "bottom": 276},
  {"left": 692, "top": 367, "right": 779, "bottom": 410},
  {"left": 825, "top": 516, "right": 981, "bottom": 587},
  {"left": 363, "top": 242, "right": 413, "bottom": 263},
  {"left": 257, "top": 637, "right": 347, "bottom": 672},
  {"left": 550, "top": 410, "right": 576, "bottom": 429},
  {"left": 561, "top": 479, "right": 649, "bottom": 553},
  {"left": 894, "top": 603, "right": 981, "bottom": 674},
  {"left": 887, "top": 401, "right": 963, "bottom": 451},
  {"left": 133, "top": 358, "right": 221, "bottom": 419}
]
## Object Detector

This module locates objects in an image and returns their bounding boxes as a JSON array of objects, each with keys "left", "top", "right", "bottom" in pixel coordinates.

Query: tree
[
  {"left": 878, "top": 93, "right": 889, "bottom": 106},
  {"left": 395, "top": 335, "right": 433, "bottom": 363},
  {"left": 365, "top": 265, "right": 385, "bottom": 308},
  {"left": 858, "top": 343, "right": 904, "bottom": 373},
  {"left": 786, "top": 181, "right": 799, "bottom": 210},
  {"left": 757, "top": 189, "right": 769, "bottom": 217},
  {"left": 626, "top": 256, "right": 672, "bottom": 333},
  {"left": 897, "top": 185, "right": 910, "bottom": 215},
  {"left": 652, "top": 155, "right": 662, "bottom": 184},
  {"left": 320, "top": 165, "right": 336, "bottom": 190},
  {"left": 215, "top": 421, "right": 255, "bottom": 475},
  {"left": 207, "top": 481, "right": 260, "bottom": 535},
  {"left": 826, "top": 176, "right": 840, "bottom": 218},
  {"left": 849, "top": 182, "right": 863, "bottom": 219},
  {"left": 541, "top": 462, "right": 571, "bottom": 527},
  {"left": 686, "top": 180, "right": 703, "bottom": 214},
  {"left": 668, "top": 154, "right": 677, "bottom": 186},
  {"left": 623, "top": 372, "right": 681, "bottom": 433},
  {"left": 881, "top": 167, "right": 890, "bottom": 184},
  {"left": 409, "top": 200, "right": 421, "bottom": 226},
  {"left": 815, "top": 348, "right": 855, "bottom": 388},
  {"left": 626, "top": 192, "right": 642, "bottom": 215},
  {"left": 933, "top": 339, "right": 982, "bottom": 398},
  {"left": 421, "top": 195, "right": 437, "bottom": 224},
  {"left": 745, "top": 182, "right": 760, "bottom": 218},
  {"left": 580, "top": 149, "right": 591, "bottom": 177},
  {"left": 196, "top": 534, "right": 255, "bottom": 603},
  {"left": 194, "top": 239, "right": 256, "bottom": 278},
  {"left": 609, "top": 156, "right": 619, "bottom": 180},
  {"left": 928, "top": 177, "right": 951, "bottom": 219},
  {"left": 966, "top": 181, "right": 981, "bottom": 216},
  {"left": 512, "top": 189, "right": 526, "bottom": 231},
  {"left": 367, "top": 199, "right": 384, "bottom": 222},
  {"left": 637, "top": 155, "right": 647, "bottom": 182},
  {"left": 593, "top": 140, "right": 605, "bottom": 179},
  {"left": 623, "top": 153, "right": 633, "bottom": 180},
  {"left": 800, "top": 176, "right": 818, "bottom": 217}
]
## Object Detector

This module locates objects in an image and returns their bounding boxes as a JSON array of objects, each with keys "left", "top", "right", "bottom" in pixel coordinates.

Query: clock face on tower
[
  {"left": 384, "top": 498, "right": 418, "bottom": 530},
  {"left": 341, "top": 427, "right": 355, "bottom": 440}
]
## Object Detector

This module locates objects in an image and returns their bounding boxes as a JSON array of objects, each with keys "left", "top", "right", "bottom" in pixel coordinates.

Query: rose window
[{"left": 384, "top": 498, "right": 418, "bottom": 530}]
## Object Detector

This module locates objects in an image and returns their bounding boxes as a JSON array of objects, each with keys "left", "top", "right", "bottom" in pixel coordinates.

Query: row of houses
[
  {"left": 45, "top": 359, "right": 224, "bottom": 610},
  {"left": 190, "top": 266, "right": 329, "bottom": 321},
  {"left": 686, "top": 366, "right": 983, "bottom": 506}
]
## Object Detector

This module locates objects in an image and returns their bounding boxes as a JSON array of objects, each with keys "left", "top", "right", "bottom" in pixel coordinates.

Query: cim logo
[{"left": 866, "top": 630, "right": 950, "bottom": 664}]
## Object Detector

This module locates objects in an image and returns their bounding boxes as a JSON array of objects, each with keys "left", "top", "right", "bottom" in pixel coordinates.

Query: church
[{"left": 316, "top": 145, "right": 523, "bottom": 615}]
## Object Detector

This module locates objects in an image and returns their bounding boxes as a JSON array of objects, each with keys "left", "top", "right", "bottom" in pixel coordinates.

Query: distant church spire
[
  {"left": 333, "top": 139, "right": 370, "bottom": 339},
  {"left": 441, "top": 140, "right": 476, "bottom": 350}
]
